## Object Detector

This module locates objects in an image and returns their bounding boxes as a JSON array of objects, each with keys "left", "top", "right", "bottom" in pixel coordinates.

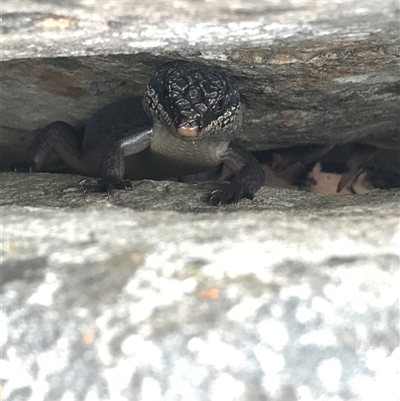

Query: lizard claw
[
  {"left": 208, "top": 186, "right": 254, "bottom": 206},
  {"left": 79, "top": 178, "right": 100, "bottom": 195},
  {"left": 79, "top": 178, "right": 133, "bottom": 195},
  {"left": 208, "top": 189, "right": 224, "bottom": 206},
  {"left": 11, "top": 161, "right": 33, "bottom": 173}
]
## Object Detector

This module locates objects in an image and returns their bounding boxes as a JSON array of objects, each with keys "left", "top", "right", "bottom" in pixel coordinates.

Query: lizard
[{"left": 21, "top": 60, "right": 265, "bottom": 205}]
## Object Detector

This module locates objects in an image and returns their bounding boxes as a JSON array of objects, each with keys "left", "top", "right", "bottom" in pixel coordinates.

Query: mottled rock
[
  {"left": 1, "top": 0, "right": 399, "bottom": 400},
  {"left": 1, "top": 172, "right": 400, "bottom": 400},
  {"left": 1, "top": 0, "right": 399, "bottom": 166}
]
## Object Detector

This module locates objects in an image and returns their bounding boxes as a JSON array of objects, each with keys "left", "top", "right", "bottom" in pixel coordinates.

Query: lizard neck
[{"left": 150, "top": 122, "right": 231, "bottom": 167}]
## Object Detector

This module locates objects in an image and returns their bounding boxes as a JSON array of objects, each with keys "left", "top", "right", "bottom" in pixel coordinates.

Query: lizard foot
[
  {"left": 209, "top": 159, "right": 263, "bottom": 205},
  {"left": 208, "top": 186, "right": 254, "bottom": 206},
  {"left": 79, "top": 178, "right": 133, "bottom": 195}
]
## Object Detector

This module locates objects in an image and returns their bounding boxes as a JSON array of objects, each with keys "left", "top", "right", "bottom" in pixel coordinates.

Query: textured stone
[
  {"left": 0, "top": 171, "right": 399, "bottom": 212},
  {"left": 1, "top": 176, "right": 399, "bottom": 401},
  {"left": 1, "top": 1, "right": 399, "bottom": 400},
  {"left": 2, "top": 0, "right": 399, "bottom": 60},
  {"left": 1, "top": 0, "right": 399, "bottom": 166}
]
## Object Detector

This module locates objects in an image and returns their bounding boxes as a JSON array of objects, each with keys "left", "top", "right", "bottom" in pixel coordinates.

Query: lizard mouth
[
  {"left": 172, "top": 119, "right": 209, "bottom": 140},
  {"left": 176, "top": 124, "right": 202, "bottom": 138}
]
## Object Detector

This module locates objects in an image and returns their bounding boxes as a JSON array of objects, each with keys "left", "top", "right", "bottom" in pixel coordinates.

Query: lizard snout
[{"left": 174, "top": 115, "right": 206, "bottom": 139}]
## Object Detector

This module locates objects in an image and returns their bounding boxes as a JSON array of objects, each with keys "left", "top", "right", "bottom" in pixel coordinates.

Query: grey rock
[
  {"left": 1, "top": 172, "right": 400, "bottom": 400},
  {"left": 1, "top": 172, "right": 399, "bottom": 212},
  {"left": 1, "top": 0, "right": 400, "bottom": 400},
  {"left": 2, "top": 0, "right": 399, "bottom": 59},
  {"left": 1, "top": 0, "right": 399, "bottom": 166}
]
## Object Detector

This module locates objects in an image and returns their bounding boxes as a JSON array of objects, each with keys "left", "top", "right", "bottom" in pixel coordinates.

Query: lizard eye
[
  {"left": 215, "top": 97, "right": 225, "bottom": 113},
  {"left": 161, "top": 87, "right": 169, "bottom": 102}
]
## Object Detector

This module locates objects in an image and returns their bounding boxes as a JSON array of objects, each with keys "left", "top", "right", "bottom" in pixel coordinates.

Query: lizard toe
[
  {"left": 79, "top": 178, "right": 133, "bottom": 194},
  {"left": 79, "top": 178, "right": 105, "bottom": 194},
  {"left": 208, "top": 189, "right": 224, "bottom": 206},
  {"left": 209, "top": 184, "right": 255, "bottom": 206},
  {"left": 106, "top": 179, "right": 133, "bottom": 192}
]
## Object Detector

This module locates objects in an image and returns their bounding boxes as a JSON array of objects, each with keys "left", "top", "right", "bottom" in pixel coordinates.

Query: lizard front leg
[
  {"left": 80, "top": 127, "right": 153, "bottom": 193},
  {"left": 209, "top": 144, "right": 265, "bottom": 205}
]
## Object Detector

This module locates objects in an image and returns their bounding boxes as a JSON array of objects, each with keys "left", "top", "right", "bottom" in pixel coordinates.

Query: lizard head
[{"left": 143, "top": 60, "right": 242, "bottom": 140}]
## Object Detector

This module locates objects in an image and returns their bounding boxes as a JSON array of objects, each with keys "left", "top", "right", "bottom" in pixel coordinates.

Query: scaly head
[{"left": 143, "top": 60, "right": 242, "bottom": 140}]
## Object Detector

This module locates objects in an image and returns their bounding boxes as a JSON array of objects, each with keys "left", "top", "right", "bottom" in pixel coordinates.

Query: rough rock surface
[
  {"left": 2, "top": 0, "right": 399, "bottom": 59},
  {"left": 1, "top": 0, "right": 400, "bottom": 400},
  {"left": 1, "top": 0, "right": 399, "bottom": 166},
  {"left": 0, "top": 172, "right": 399, "bottom": 212},
  {"left": 1, "top": 173, "right": 400, "bottom": 401}
]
